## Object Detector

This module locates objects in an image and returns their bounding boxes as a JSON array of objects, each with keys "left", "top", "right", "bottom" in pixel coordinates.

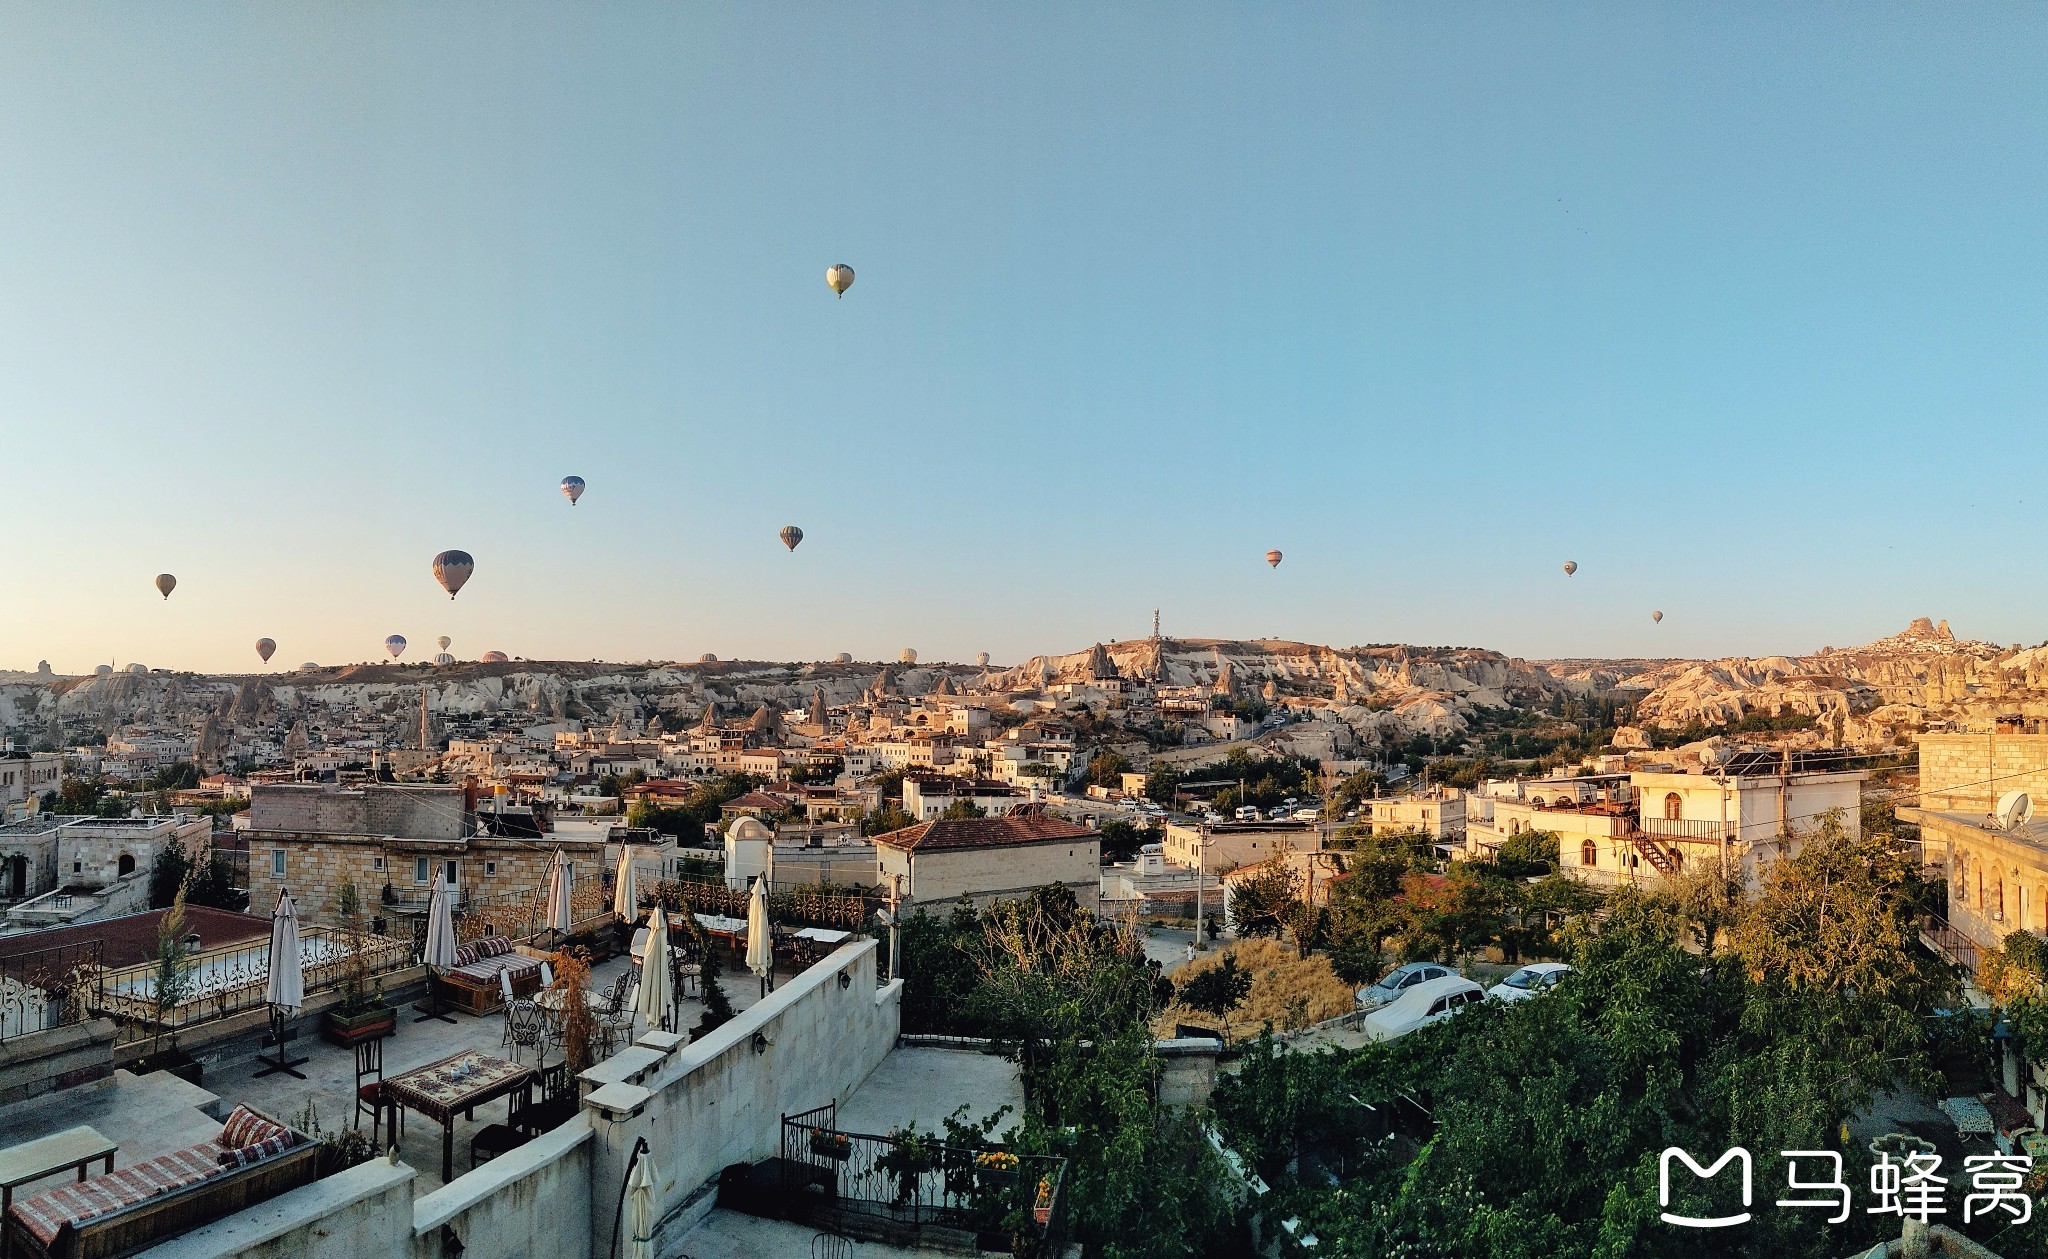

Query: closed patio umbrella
[
  {"left": 416, "top": 871, "right": 458, "bottom": 1023},
  {"left": 625, "top": 1147, "right": 659, "bottom": 1259},
  {"left": 745, "top": 875, "right": 773, "bottom": 995},
  {"left": 611, "top": 845, "right": 638, "bottom": 920},
  {"left": 546, "top": 848, "right": 574, "bottom": 943},
  {"left": 255, "top": 889, "right": 308, "bottom": 1078},
  {"left": 635, "top": 909, "right": 673, "bottom": 1033}
]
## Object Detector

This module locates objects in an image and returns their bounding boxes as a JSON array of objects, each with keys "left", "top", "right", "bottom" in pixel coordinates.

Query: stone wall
[
  {"left": 900, "top": 839, "right": 1101, "bottom": 909},
  {"left": 0, "top": 1017, "right": 115, "bottom": 1108},
  {"left": 1918, "top": 732, "right": 2048, "bottom": 813},
  {"left": 246, "top": 834, "right": 600, "bottom": 927},
  {"left": 248, "top": 784, "right": 468, "bottom": 842}
]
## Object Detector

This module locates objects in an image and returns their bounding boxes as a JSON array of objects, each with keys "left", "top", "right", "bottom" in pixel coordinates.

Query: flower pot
[
  {"left": 323, "top": 1006, "right": 396, "bottom": 1047},
  {"left": 809, "top": 1133, "right": 853, "bottom": 1161}
]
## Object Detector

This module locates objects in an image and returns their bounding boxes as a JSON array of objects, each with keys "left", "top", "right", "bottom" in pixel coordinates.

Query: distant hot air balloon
[
  {"left": 255, "top": 638, "right": 276, "bottom": 663},
  {"left": 1562, "top": 561, "right": 1578, "bottom": 576},
  {"left": 481, "top": 650, "right": 509, "bottom": 664},
  {"left": 976, "top": 652, "right": 991, "bottom": 667},
  {"left": 1652, "top": 610, "right": 1664, "bottom": 624},
  {"left": 1013, "top": 699, "right": 1038, "bottom": 716},
  {"left": 560, "top": 476, "right": 585, "bottom": 507},
  {"left": 155, "top": 574, "right": 177, "bottom": 600},
  {"left": 779, "top": 526, "right": 804, "bottom": 552},
  {"left": 436, "top": 635, "right": 452, "bottom": 652},
  {"left": 1265, "top": 550, "right": 1283, "bottom": 569},
  {"left": 826, "top": 264, "right": 855, "bottom": 298},
  {"left": 94, "top": 664, "right": 113, "bottom": 677},
  {"left": 385, "top": 635, "right": 407, "bottom": 659},
  {"left": 699, "top": 653, "right": 718, "bottom": 664},
  {"left": 128, "top": 663, "right": 147, "bottom": 675},
  {"left": 900, "top": 648, "right": 918, "bottom": 665},
  {"left": 299, "top": 662, "right": 319, "bottom": 671},
  {"left": 434, "top": 652, "right": 454, "bottom": 665},
  {"left": 432, "top": 550, "right": 474, "bottom": 599},
  {"left": 834, "top": 653, "right": 853, "bottom": 664}
]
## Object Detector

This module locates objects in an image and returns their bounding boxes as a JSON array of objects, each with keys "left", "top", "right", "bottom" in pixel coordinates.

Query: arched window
[
  {"left": 1530, "top": 796, "right": 1546, "bottom": 809},
  {"left": 117, "top": 853, "right": 135, "bottom": 877},
  {"left": 1510, "top": 820, "right": 1523, "bottom": 836},
  {"left": 1996, "top": 877, "right": 2006, "bottom": 921},
  {"left": 1581, "top": 839, "right": 1598, "bottom": 868},
  {"left": 1663, "top": 793, "right": 1683, "bottom": 821},
  {"left": 1669, "top": 849, "right": 1684, "bottom": 871}
]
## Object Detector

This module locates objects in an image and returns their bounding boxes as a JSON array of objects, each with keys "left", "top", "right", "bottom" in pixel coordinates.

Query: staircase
[{"left": 1628, "top": 835, "right": 1677, "bottom": 877}]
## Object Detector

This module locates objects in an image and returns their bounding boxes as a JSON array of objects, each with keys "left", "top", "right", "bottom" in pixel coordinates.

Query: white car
[
  {"left": 1487, "top": 962, "right": 1572, "bottom": 1003},
  {"left": 1235, "top": 806, "right": 1260, "bottom": 821},
  {"left": 1291, "top": 808, "right": 1320, "bottom": 822},
  {"left": 1361, "top": 975, "right": 1486, "bottom": 1041},
  {"left": 1355, "top": 961, "right": 1458, "bottom": 1011}
]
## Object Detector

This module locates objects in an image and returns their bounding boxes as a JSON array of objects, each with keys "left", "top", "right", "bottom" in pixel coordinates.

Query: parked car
[
  {"left": 1235, "top": 806, "right": 1260, "bottom": 821},
  {"left": 1362, "top": 975, "right": 1486, "bottom": 1041},
  {"left": 1291, "top": 808, "right": 1321, "bottom": 822},
  {"left": 1268, "top": 806, "right": 1291, "bottom": 820},
  {"left": 1355, "top": 961, "right": 1459, "bottom": 1011},
  {"left": 1283, "top": 797, "right": 1300, "bottom": 808},
  {"left": 1202, "top": 811, "right": 1224, "bottom": 824},
  {"left": 1343, "top": 809, "right": 1359, "bottom": 820},
  {"left": 1487, "top": 962, "right": 1572, "bottom": 1003}
]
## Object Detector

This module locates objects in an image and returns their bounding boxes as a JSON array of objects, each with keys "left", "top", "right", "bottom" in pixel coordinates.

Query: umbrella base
[{"left": 254, "top": 1007, "right": 308, "bottom": 1079}]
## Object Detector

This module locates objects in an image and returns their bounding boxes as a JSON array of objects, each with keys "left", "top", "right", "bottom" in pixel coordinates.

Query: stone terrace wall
[
  {"left": 248, "top": 785, "right": 467, "bottom": 842},
  {"left": 1918, "top": 732, "right": 2048, "bottom": 812}
]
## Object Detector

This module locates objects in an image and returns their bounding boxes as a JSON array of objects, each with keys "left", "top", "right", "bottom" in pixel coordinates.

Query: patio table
[{"left": 383, "top": 1049, "right": 536, "bottom": 1182}]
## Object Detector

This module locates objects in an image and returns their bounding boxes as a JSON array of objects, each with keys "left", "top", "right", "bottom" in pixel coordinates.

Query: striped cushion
[
  {"left": 219, "top": 1105, "right": 284, "bottom": 1150},
  {"left": 7, "top": 1146, "right": 224, "bottom": 1246},
  {"left": 475, "top": 935, "right": 513, "bottom": 959},
  {"left": 217, "top": 1132, "right": 295, "bottom": 1169},
  {"left": 453, "top": 944, "right": 479, "bottom": 968},
  {"left": 450, "top": 952, "right": 542, "bottom": 985}
]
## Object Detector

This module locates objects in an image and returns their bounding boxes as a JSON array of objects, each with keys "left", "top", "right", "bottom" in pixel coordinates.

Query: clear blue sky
[{"left": 3, "top": 4, "right": 2045, "bottom": 673}]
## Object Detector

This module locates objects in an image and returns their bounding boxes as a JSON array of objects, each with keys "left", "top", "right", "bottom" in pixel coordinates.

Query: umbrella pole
[{"left": 253, "top": 1003, "right": 307, "bottom": 1079}]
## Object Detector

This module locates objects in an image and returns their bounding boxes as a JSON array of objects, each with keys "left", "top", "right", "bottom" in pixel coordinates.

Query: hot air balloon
[
  {"left": 299, "top": 662, "right": 319, "bottom": 671},
  {"left": 385, "top": 635, "right": 407, "bottom": 659},
  {"left": 834, "top": 653, "right": 853, "bottom": 664},
  {"left": 1562, "top": 561, "right": 1578, "bottom": 576},
  {"left": 1652, "top": 610, "right": 1664, "bottom": 624},
  {"left": 481, "top": 650, "right": 509, "bottom": 664},
  {"left": 779, "top": 526, "right": 803, "bottom": 552},
  {"left": 432, "top": 550, "right": 474, "bottom": 599},
  {"left": 900, "top": 648, "right": 918, "bottom": 665},
  {"left": 1265, "top": 550, "right": 1283, "bottom": 569},
  {"left": 699, "top": 653, "right": 718, "bottom": 664},
  {"left": 155, "top": 574, "right": 177, "bottom": 600},
  {"left": 560, "top": 476, "right": 585, "bottom": 507},
  {"left": 975, "top": 652, "right": 991, "bottom": 667},
  {"left": 127, "top": 663, "right": 147, "bottom": 675},
  {"left": 434, "top": 653, "right": 454, "bottom": 665},
  {"left": 826, "top": 264, "right": 854, "bottom": 297},
  {"left": 1012, "top": 699, "right": 1038, "bottom": 716},
  {"left": 94, "top": 664, "right": 113, "bottom": 677},
  {"left": 436, "top": 635, "right": 452, "bottom": 652},
  {"left": 255, "top": 638, "right": 276, "bottom": 663}
]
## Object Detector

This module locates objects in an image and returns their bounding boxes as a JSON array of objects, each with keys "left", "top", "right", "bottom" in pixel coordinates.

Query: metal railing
[
  {"left": 94, "top": 926, "right": 414, "bottom": 1042},
  {"left": 650, "top": 875, "right": 881, "bottom": 933},
  {"left": 397, "top": 878, "right": 617, "bottom": 957},
  {"left": 0, "top": 939, "right": 104, "bottom": 1041},
  {"left": 781, "top": 1104, "right": 1068, "bottom": 1259},
  {"left": 1636, "top": 818, "right": 1736, "bottom": 843},
  {"left": 1923, "top": 916, "right": 1983, "bottom": 977}
]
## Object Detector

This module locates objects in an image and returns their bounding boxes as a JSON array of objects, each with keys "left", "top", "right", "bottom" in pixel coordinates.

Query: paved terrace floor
[{"left": 0, "top": 949, "right": 790, "bottom": 1198}]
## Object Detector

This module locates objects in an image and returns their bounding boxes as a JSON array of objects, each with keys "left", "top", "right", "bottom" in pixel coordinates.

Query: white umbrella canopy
[
  {"left": 635, "top": 909, "right": 673, "bottom": 1031},
  {"left": 264, "top": 889, "right": 304, "bottom": 1010},
  {"left": 611, "top": 845, "right": 638, "bottom": 920},
  {"left": 546, "top": 848, "right": 574, "bottom": 938},
  {"left": 745, "top": 876, "right": 772, "bottom": 981},
  {"left": 626, "top": 1150, "right": 659, "bottom": 1259},
  {"left": 423, "top": 872, "right": 458, "bottom": 970}
]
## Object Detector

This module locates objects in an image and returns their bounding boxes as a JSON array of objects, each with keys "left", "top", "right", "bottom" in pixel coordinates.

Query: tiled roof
[
  {"left": 873, "top": 814, "right": 1095, "bottom": 853},
  {"left": 0, "top": 906, "right": 272, "bottom": 970}
]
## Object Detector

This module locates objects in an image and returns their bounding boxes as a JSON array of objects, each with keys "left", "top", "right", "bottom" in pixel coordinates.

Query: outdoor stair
[{"left": 1628, "top": 835, "right": 1677, "bottom": 876}]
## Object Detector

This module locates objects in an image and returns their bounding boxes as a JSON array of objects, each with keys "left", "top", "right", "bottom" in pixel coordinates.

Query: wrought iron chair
[
  {"left": 470, "top": 1088, "right": 533, "bottom": 1168},
  {"left": 504, "top": 998, "right": 546, "bottom": 1065},
  {"left": 812, "top": 1231, "right": 854, "bottom": 1259},
  {"left": 592, "top": 970, "right": 636, "bottom": 1055}
]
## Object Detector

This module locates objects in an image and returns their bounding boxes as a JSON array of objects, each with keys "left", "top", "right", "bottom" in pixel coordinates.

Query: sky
[{"left": 3, "top": 4, "right": 2047, "bottom": 674}]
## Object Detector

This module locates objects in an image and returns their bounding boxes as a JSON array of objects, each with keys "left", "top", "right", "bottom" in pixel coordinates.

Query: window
[
  {"left": 371, "top": 856, "right": 386, "bottom": 872},
  {"left": 485, "top": 861, "right": 497, "bottom": 876},
  {"left": 443, "top": 860, "right": 459, "bottom": 886},
  {"left": 1427, "top": 997, "right": 1449, "bottom": 1015},
  {"left": 72, "top": 860, "right": 82, "bottom": 874},
  {"left": 270, "top": 850, "right": 285, "bottom": 876},
  {"left": 1663, "top": 793, "right": 1683, "bottom": 821},
  {"left": 117, "top": 853, "right": 135, "bottom": 877},
  {"left": 414, "top": 856, "right": 429, "bottom": 884},
  {"left": 1581, "top": 840, "right": 1598, "bottom": 868},
  {"left": 1996, "top": 877, "right": 2006, "bottom": 922}
]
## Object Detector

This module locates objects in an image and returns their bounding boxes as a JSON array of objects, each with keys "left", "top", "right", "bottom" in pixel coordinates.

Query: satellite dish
[{"left": 1996, "top": 791, "right": 2033, "bottom": 831}]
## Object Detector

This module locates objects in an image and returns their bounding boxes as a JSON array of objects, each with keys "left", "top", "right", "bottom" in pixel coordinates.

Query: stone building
[
  {"left": 1901, "top": 730, "right": 2048, "bottom": 952},
  {"left": 874, "top": 811, "right": 1100, "bottom": 909}
]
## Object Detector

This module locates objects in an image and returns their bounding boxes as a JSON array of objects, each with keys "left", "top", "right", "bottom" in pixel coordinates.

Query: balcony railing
[
  {"left": 650, "top": 874, "right": 881, "bottom": 933},
  {"left": 1, "top": 939, "right": 104, "bottom": 1042},
  {"left": 1922, "top": 916, "right": 1982, "bottom": 978},
  {"left": 1636, "top": 818, "right": 1737, "bottom": 843},
  {"left": 781, "top": 1103, "right": 1068, "bottom": 1258},
  {"left": 94, "top": 925, "right": 414, "bottom": 1043}
]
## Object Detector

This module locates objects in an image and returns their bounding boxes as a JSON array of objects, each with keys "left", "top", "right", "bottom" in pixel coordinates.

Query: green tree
[
  {"left": 1085, "top": 751, "right": 1131, "bottom": 788},
  {"left": 1177, "top": 952, "right": 1252, "bottom": 1042},
  {"left": 1142, "top": 763, "right": 1181, "bottom": 805},
  {"left": 938, "top": 798, "right": 986, "bottom": 820},
  {"left": 148, "top": 844, "right": 191, "bottom": 909},
  {"left": 860, "top": 803, "right": 916, "bottom": 836},
  {"left": 1223, "top": 858, "right": 1299, "bottom": 939}
]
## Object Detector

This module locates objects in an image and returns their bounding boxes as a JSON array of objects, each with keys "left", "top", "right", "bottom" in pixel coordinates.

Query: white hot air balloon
[
  {"left": 255, "top": 638, "right": 276, "bottom": 663},
  {"left": 975, "top": 652, "right": 991, "bottom": 667},
  {"left": 431, "top": 550, "right": 474, "bottom": 599},
  {"left": 385, "top": 635, "right": 408, "bottom": 659},
  {"left": 835, "top": 653, "right": 853, "bottom": 664},
  {"left": 94, "top": 664, "right": 113, "bottom": 677},
  {"left": 900, "top": 648, "right": 918, "bottom": 665},
  {"left": 1562, "top": 561, "right": 1578, "bottom": 576},
  {"left": 826, "top": 264, "right": 854, "bottom": 298},
  {"left": 560, "top": 475, "right": 585, "bottom": 507}
]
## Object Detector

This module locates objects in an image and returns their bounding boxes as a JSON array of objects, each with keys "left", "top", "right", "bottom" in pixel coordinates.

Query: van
[{"left": 1234, "top": 806, "right": 1260, "bottom": 821}]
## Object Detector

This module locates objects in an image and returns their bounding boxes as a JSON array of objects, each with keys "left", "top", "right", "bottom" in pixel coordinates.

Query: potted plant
[
  {"left": 1032, "top": 1175, "right": 1054, "bottom": 1225},
  {"left": 877, "top": 1126, "right": 937, "bottom": 1206},
  {"left": 136, "top": 891, "right": 202, "bottom": 1084},
  {"left": 809, "top": 1130, "right": 853, "bottom": 1161},
  {"left": 323, "top": 881, "right": 394, "bottom": 1046}
]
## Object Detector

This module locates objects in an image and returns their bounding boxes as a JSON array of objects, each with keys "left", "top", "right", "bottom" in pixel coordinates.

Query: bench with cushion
[
  {"left": 3, "top": 1105, "right": 321, "bottom": 1259},
  {"left": 440, "top": 936, "right": 545, "bottom": 1015}
]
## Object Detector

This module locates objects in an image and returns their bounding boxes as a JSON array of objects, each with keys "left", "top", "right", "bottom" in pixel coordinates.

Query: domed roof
[{"left": 729, "top": 816, "right": 772, "bottom": 843}]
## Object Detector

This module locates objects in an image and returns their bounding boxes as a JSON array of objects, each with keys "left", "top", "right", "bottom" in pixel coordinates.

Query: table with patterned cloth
[{"left": 384, "top": 1050, "right": 536, "bottom": 1182}]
